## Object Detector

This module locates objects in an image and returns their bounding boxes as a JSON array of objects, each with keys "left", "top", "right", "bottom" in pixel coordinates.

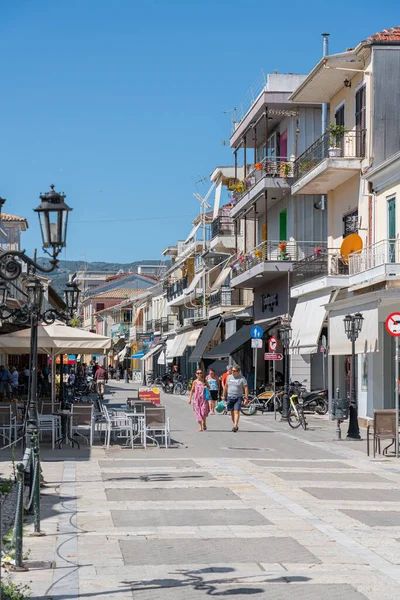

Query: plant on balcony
[
  {"left": 254, "top": 249, "right": 262, "bottom": 259},
  {"left": 255, "top": 162, "right": 263, "bottom": 171},
  {"left": 278, "top": 241, "right": 288, "bottom": 261},
  {"left": 328, "top": 123, "right": 346, "bottom": 157},
  {"left": 314, "top": 245, "right": 323, "bottom": 257},
  {"left": 279, "top": 161, "right": 292, "bottom": 180}
]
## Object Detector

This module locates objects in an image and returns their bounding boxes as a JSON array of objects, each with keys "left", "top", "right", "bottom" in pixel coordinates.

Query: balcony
[
  {"left": 166, "top": 275, "right": 188, "bottom": 302},
  {"left": 210, "top": 215, "right": 236, "bottom": 252},
  {"left": 348, "top": 239, "right": 400, "bottom": 289},
  {"left": 230, "top": 240, "right": 327, "bottom": 289},
  {"left": 230, "top": 156, "right": 292, "bottom": 218},
  {"left": 291, "top": 249, "right": 349, "bottom": 297},
  {"left": 209, "top": 287, "right": 243, "bottom": 317},
  {"left": 292, "top": 130, "right": 366, "bottom": 195},
  {"left": 194, "top": 254, "right": 204, "bottom": 273},
  {"left": 144, "top": 317, "right": 178, "bottom": 334}
]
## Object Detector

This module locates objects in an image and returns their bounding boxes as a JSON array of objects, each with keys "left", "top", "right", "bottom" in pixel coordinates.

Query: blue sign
[{"left": 251, "top": 325, "right": 263, "bottom": 339}]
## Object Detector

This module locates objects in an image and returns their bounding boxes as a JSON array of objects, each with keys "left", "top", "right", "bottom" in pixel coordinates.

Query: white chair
[
  {"left": 39, "top": 414, "right": 61, "bottom": 449},
  {"left": 0, "top": 406, "right": 16, "bottom": 445},
  {"left": 103, "top": 406, "right": 133, "bottom": 449},
  {"left": 70, "top": 404, "right": 94, "bottom": 446}
]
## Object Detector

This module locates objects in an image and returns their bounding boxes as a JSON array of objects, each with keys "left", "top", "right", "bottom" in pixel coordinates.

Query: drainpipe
[{"left": 320, "top": 33, "right": 330, "bottom": 212}]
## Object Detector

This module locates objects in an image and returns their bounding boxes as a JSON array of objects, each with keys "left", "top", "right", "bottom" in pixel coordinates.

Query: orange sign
[{"left": 138, "top": 387, "right": 161, "bottom": 404}]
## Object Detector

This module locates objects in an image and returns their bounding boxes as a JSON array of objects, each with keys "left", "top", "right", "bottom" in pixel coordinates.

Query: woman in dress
[
  {"left": 189, "top": 369, "right": 210, "bottom": 432},
  {"left": 206, "top": 368, "right": 220, "bottom": 414}
]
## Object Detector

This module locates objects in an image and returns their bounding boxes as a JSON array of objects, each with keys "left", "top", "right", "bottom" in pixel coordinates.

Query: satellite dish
[{"left": 340, "top": 233, "right": 363, "bottom": 264}]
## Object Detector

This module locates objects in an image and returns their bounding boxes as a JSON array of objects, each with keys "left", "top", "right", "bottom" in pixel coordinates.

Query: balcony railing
[
  {"left": 166, "top": 275, "right": 188, "bottom": 301},
  {"left": 348, "top": 239, "right": 400, "bottom": 276},
  {"left": 231, "top": 156, "right": 293, "bottom": 205},
  {"left": 231, "top": 241, "right": 327, "bottom": 277},
  {"left": 211, "top": 215, "right": 235, "bottom": 239},
  {"left": 194, "top": 254, "right": 204, "bottom": 273},
  {"left": 144, "top": 317, "right": 178, "bottom": 333},
  {"left": 293, "top": 130, "right": 366, "bottom": 182},
  {"left": 292, "top": 250, "right": 348, "bottom": 286},
  {"left": 209, "top": 287, "right": 243, "bottom": 309}
]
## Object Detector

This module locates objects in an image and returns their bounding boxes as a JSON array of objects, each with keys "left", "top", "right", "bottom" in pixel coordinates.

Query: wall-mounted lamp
[{"left": 344, "top": 78, "right": 351, "bottom": 88}]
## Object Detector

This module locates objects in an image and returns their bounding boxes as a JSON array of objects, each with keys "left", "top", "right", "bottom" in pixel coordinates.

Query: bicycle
[
  {"left": 241, "top": 388, "right": 283, "bottom": 416},
  {"left": 287, "top": 390, "right": 307, "bottom": 430}
]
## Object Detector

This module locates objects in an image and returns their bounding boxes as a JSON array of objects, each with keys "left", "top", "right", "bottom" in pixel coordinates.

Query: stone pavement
[{"left": 9, "top": 380, "right": 400, "bottom": 598}]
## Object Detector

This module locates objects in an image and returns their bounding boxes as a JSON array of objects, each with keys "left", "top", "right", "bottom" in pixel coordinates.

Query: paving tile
[
  {"left": 111, "top": 509, "right": 271, "bottom": 528},
  {"left": 303, "top": 488, "right": 400, "bottom": 502},
  {"left": 102, "top": 470, "right": 214, "bottom": 481},
  {"left": 120, "top": 536, "right": 320, "bottom": 565},
  {"left": 275, "top": 471, "right": 387, "bottom": 482},
  {"left": 106, "top": 487, "right": 240, "bottom": 502},
  {"left": 341, "top": 510, "right": 400, "bottom": 526},
  {"left": 99, "top": 459, "right": 198, "bottom": 469},
  {"left": 250, "top": 460, "right": 349, "bottom": 469}
]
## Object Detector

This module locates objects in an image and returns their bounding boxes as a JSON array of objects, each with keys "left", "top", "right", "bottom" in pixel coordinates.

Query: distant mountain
[{"left": 37, "top": 258, "right": 168, "bottom": 294}]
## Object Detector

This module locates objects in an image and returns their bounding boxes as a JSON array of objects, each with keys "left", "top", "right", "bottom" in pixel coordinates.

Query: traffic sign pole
[
  {"left": 273, "top": 359, "right": 276, "bottom": 421},
  {"left": 396, "top": 336, "right": 399, "bottom": 458},
  {"left": 254, "top": 346, "right": 257, "bottom": 396}
]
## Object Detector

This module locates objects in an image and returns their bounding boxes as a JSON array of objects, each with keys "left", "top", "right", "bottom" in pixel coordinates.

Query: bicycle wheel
[
  {"left": 180, "top": 385, "right": 187, "bottom": 395},
  {"left": 174, "top": 383, "right": 183, "bottom": 395},
  {"left": 287, "top": 407, "right": 301, "bottom": 428},
  {"left": 241, "top": 400, "right": 257, "bottom": 416},
  {"left": 298, "top": 405, "right": 307, "bottom": 430}
]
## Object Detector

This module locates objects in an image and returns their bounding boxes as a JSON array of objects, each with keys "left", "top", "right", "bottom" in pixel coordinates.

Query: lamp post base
[{"left": 347, "top": 405, "right": 361, "bottom": 440}]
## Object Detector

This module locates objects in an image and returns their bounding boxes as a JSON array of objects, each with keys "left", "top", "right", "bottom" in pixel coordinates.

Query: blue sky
[{"left": 0, "top": 0, "right": 394, "bottom": 263}]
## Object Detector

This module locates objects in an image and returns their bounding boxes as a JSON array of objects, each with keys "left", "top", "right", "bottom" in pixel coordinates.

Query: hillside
[{"left": 38, "top": 258, "right": 168, "bottom": 294}]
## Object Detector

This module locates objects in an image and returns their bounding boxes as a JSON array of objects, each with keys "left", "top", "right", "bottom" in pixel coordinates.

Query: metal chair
[
  {"left": 38, "top": 414, "right": 61, "bottom": 449},
  {"left": 103, "top": 406, "right": 133, "bottom": 449},
  {"left": 144, "top": 406, "right": 170, "bottom": 448},
  {"left": 0, "top": 406, "right": 16, "bottom": 445},
  {"left": 71, "top": 404, "right": 94, "bottom": 446},
  {"left": 367, "top": 409, "right": 397, "bottom": 457},
  {"left": 40, "top": 402, "right": 60, "bottom": 414}
]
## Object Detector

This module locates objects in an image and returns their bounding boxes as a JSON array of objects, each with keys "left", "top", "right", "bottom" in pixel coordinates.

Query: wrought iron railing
[
  {"left": 231, "top": 241, "right": 327, "bottom": 277},
  {"left": 209, "top": 287, "right": 243, "bottom": 308},
  {"left": 348, "top": 239, "right": 400, "bottom": 275},
  {"left": 211, "top": 216, "right": 235, "bottom": 239},
  {"left": 231, "top": 156, "right": 292, "bottom": 206},
  {"left": 166, "top": 275, "right": 188, "bottom": 301},
  {"left": 144, "top": 317, "right": 178, "bottom": 333},
  {"left": 293, "top": 130, "right": 366, "bottom": 182},
  {"left": 292, "top": 250, "right": 348, "bottom": 286}
]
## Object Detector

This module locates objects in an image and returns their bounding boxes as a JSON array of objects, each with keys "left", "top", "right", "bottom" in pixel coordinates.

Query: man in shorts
[{"left": 222, "top": 365, "right": 249, "bottom": 432}]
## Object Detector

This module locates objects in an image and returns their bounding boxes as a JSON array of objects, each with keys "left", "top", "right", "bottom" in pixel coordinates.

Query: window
[
  {"left": 123, "top": 309, "right": 132, "bottom": 323},
  {"left": 343, "top": 209, "right": 358, "bottom": 238},
  {"left": 355, "top": 85, "right": 366, "bottom": 156},
  {"left": 335, "top": 104, "right": 345, "bottom": 127},
  {"left": 95, "top": 303, "right": 105, "bottom": 312}
]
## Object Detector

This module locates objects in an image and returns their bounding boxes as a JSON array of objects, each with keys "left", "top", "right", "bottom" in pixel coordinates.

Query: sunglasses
[
  {"left": 196, "top": 372, "right": 202, "bottom": 375},
  {"left": 232, "top": 369, "right": 239, "bottom": 372}
]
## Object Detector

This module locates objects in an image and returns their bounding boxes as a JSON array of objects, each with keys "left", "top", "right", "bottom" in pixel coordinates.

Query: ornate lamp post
[
  {"left": 343, "top": 312, "right": 364, "bottom": 440},
  {"left": 0, "top": 186, "right": 72, "bottom": 437},
  {"left": 279, "top": 322, "right": 292, "bottom": 419}
]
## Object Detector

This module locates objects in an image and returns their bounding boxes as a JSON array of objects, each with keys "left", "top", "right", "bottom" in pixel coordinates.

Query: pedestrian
[
  {"left": 222, "top": 365, "right": 249, "bottom": 433},
  {"left": 189, "top": 369, "right": 210, "bottom": 432},
  {"left": 23, "top": 365, "right": 30, "bottom": 393},
  {"left": 94, "top": 364, "right": 107, "bottom": 400},
  {"left": 9, "top": 366, "right": 19, "bottom": 397},
  {"left": 0, "top": 365, "right": 11, "bottom": 400},
  {"left": 206, "top": 368, "right": 220, "bottom": 414},
  {"left": 220, "top": 365, "right": 233, "bottom": 393}
]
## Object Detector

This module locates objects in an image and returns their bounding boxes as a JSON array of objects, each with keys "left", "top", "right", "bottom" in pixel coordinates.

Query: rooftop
[
  {"left": 366, "top": 25, "right": 400, "bottom": 42},
  {"left": 1, "top": 213, "right": 29, "bottom": 229},
  {"left": 85, "top": 288, "right": 143, "bottom": 301}
]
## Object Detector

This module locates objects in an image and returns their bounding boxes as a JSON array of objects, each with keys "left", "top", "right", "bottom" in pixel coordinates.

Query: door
[
  {"left": 388, "top": 196, "right": 396, "bottom": 262},
  {"left": 335, "top": 105, "right": 345, "bottom": 153},
  {"left": 355, "top": 86, "right": 366, "bottom": 156},
  {"left": 280, "top": 130, "right": 288, "bottom": 161},
  {"left": 279, "top": 210, "right": 287, "bottom": 241}
]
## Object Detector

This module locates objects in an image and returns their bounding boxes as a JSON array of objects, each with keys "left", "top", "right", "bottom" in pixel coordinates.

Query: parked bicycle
[
  {"left": 241, "top": 387, "right": 283, "bottom": 416},
  {"left": 291, "top": 381, "right": 328, "bottom": 415},
  {"left": 288, "top": 388, "right": 307, "bottom": 430}
]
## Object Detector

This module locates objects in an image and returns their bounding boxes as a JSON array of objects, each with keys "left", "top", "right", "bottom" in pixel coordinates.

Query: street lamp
[
  {"left": 64, "top": 281, "right": 80, "bottom": 316},
  {"left": 34, "top": 185, "right": 71, "bottom": 259},
  {"left": 279, "top": 322, "right": 292, "bottom": 419},
  {"left": 343, "top": 312, "right": 364, "bottom": 440}
]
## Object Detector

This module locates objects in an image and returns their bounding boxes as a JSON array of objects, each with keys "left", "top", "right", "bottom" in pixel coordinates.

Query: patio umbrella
[{"left": 0, "top": 323, "right": 111, "bottom": 407}]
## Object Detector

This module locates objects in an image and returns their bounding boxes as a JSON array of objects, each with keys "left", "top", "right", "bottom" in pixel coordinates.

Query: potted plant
[
  {"left": 255, "top": 162, "right": 263, "bottom": 171},
  {"left": 279, "top": 161, "right": 292, "bottom": 180},
  {"left": 328, "top": 123, "right": 346, "bottom": 158},
  {"left": 278, "top": 241, "right": 287, "bottom": 260},
  {"left": 314, "top": 245, "right": 323, "bottom": 257}
]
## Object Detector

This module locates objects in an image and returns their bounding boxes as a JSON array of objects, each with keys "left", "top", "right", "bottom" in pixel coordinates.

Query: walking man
[
  {"left": 222, "top": 365, "right": 249, "bottom": 432},
  {"left": 94, "top": 364, "right": 107, "bottom": 400}
]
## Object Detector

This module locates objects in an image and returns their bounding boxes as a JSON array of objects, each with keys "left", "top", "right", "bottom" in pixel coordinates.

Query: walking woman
[
  {"left": 206, "top": 368, "right": 220, "bottom": 414},
  {"left": 189, "top": 369, "right": 210, "bottom": 432}
]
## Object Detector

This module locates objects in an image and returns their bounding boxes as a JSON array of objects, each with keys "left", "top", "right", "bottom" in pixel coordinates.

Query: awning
[
  {"left": 133, "top": 302, "right": 147, "bottom": 325},
  {"left": 204, "top": 319, "right": 278, "bottom": 359},
  {"left": 170, "top": 331, "right": 192, "bottom": 358},
  {"left": 131, "top": 350, "right": 145, "bottom": 359},
  {"left": 184, "top": 222, "right": 201, "bottom": 244},
  {"left": 290, "top": 292, "right": 332, "bottom": 355},
  {"left": 329, "top": 302, "right": 379, "bottom": 355},
  {"left": 211, "top": 267, "right": 231, "bottom": 291},
  {"left": 158, "top": 338, "right": 174, "bottom": 364},
  {"left": 185, "top": 272, "right": 203, "bottom": 295},
  {"left": 189, "top": 317, "right": 221, "bottom": 363},
  {"left": 118, "top": 347, "right": 127, "bottom": 360},
  {"left": 188, "top": 328, "right": 202, "bottom": 346},
  {"left": 140, "top": 344, "right": 162, "bottom": 361}
]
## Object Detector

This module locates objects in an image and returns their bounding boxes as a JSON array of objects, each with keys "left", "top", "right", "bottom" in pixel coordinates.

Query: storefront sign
[
  {"left": 264, "top": 353, "right": 283, "bottom": 361},
  {"left": 137, "top": 333, "right": 153, "bottom": 342},
  {"left": 261, "top": 293, "right": 278, "bottom": 313},
  {"left": 138, "top": 387, "right": 161, "bottom": 404}
]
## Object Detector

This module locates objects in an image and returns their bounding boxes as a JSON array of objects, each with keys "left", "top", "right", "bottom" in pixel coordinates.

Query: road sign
[
  {"left": 251, "top": 325, "right": 263, "bottom": 339},
  {"left": 386, "top": 312, "right": 400, "bottom": 337},
  {"left": 269, "top": 336, "right": 277, "bottom": 352},
  {"left": 264, "top": 353, "right": 283, "bottom": 361},
  {"left": 251, "top": 338, "right": 263, "bottom": 349}
]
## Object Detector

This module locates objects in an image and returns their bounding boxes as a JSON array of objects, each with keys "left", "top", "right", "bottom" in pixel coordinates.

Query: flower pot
[
  {"left": 255, "top": 163, "right": 263, "bottom": 171},
  {"left": 328, "top": 147, "right": 341, "bottom": 158}
]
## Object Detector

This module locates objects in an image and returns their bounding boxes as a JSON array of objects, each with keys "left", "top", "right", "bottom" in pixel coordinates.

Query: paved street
[{"left": 12, "top": 380, "right": 400, "bottom": 598}]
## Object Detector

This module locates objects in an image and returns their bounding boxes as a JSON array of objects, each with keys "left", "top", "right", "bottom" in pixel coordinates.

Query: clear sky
[{"left": 0, "top": 0, "right": 394, "bottom": 263}]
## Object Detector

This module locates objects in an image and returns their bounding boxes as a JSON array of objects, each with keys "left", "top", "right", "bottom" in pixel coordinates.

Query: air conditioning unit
[{"left": 183, "top": 317, "right": 193, "bottom": 327}]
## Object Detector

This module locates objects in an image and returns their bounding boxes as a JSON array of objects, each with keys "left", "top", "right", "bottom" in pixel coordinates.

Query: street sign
[
  {"left": 251, "top": 325, "right": 263, "bottom": 339},
  {"left": 264, "top": 353, "right": 283, "bottom": 361},
  {"left": 251, "top": 338, "right": 263, "bottom": 348},
  {"left": 269, "top": 336, "right": 277, "bottom": 352},
  {"left": 386, "top": 312, "right": 400, "bottom": 337}
]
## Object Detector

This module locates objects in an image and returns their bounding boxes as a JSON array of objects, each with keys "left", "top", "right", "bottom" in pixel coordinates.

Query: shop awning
[
  {"left": 188, "top": 328, "right": 202, "bottom": 346},
  {"left": 189, "top": 317, "right": 221, "bottom": 363},
  {"left": 204, "top": 318, "right": 278, "bottom": 359},
  {"left": 158, "top": 338, "right": 174, "bottom": 364},
  {"left": 185, "top": 272, "right": 203, "bottom": 295},
  {"left": 131, "top": 350, "right": 145, "bottom": 359},
  {"left": 171, "top": 331, "right": 192, "bottom": 357},
  {"left": 140, "top": 344, "right": 162, "bottom": 361},
  {"left": 329, "top": 302, "right": 379, "bottom": 355},
  {"left": 289, "top": 291, "right": 332, "bottom": 355},
  {"left": 211, "top": 267, "right": 231, "bottom": 291}
]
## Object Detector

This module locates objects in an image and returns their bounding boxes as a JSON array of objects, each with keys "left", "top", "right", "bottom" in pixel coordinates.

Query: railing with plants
[
  {"left": 348, "top": 239, "right": 400, "bottom": 276},
  {"left": 228, "top": 155, "right": 293, "bottom": 205},
  {"left": 293, "top": 128, "right": 366, "bottom": 182},
  {"left": 209, "top": 287, "right": 243, "bottom": 308},
  {"left": 292, "top": 249, "right": 349, "bottom": 286},
  {"left": 166, "top": 275, "right": 188, "bottom": 301},
  {"left": 230, "top": 240, "right": 327, "bottom": 277}
]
